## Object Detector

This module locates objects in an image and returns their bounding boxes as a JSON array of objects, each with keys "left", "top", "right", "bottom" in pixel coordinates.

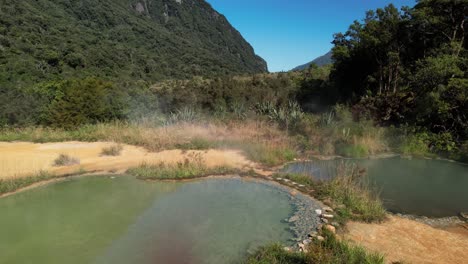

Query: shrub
[
  {"left": 53, "top": 154, "right": 80, "bottom": 166},
  {"left": 100, "top": 144, "right": 123, "bottom": 156},
  {"left": 35, "top": 78, "right": 126, "bottom": 129}
]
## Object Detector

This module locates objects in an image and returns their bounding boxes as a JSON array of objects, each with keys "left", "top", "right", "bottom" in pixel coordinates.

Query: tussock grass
[
  {"left": 53, "top": 154, "right": 80, "bottom": 167},
  {"left": 241, "top": 142, "right": 297, "bottom": 167},
  {"left": 127, "top": 154, "right": 236, "bottom": 180},
  {"left": 0, "top": 171, "right": 54, "bottom": 195},
  {"left": 245, "top": 230, "right": 384, "bottom": 264},
  {"left": 278, "top": 162, "right": 386, "bottom": 223},
  {"left": 245, "top": 244, "right": 308, "bottom": 264},
  {"left": 100, "top": 144, "right": 123, "bottom": 156}
]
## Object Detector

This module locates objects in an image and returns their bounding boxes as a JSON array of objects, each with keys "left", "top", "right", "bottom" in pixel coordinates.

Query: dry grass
[
  {"left": 53, "top": 154, "right": 80, "bottom": 167},
  {"left": 352, "top": 129, "right": 388, "bottom": 155},
  {"left": 100, "top": 144, "right": 123, "bottom": 156}
]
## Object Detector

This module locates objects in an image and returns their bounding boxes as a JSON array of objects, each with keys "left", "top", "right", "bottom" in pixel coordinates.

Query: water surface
[
  {"left": 284, "top": 157, "right": 468, "bottom": 217},
  {"left": 0, "top": 176, "right": 294, "bottom": 264}
]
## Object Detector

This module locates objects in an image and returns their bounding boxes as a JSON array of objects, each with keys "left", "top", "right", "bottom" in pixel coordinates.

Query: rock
[
  {"left": 315, "top": 209, "right": 322, "bottom": 215},
  {"left": 308, "top": 231, "right": 318, "bottom": 238},
  {"left": 331, "top": 221, "right": 339, "bottom": 227},
  {"left": 316, "top": 235, "right": 325, "bottom": 241},
  {"left": 288, "top": 215, "right": 300, "bottom": 222},
  {"left": 460, "top": 212, "right": 468, "bottom": 220},
  {"left": 298, "top": 184, "right": 305, "bottom": 187},
  {"left": 283, "top": 179, "right": 290, "bottom": 182},
  {"left": 324, "top": 224, "right": 336, "bottom": 234},
  {"left": 323, "top": 206, "right": 334, "bottom": 213},
  {"left": 303, "top": 239, "right": 312, "bottom": 245},
  {"left": 276, "top": 177, "right": 283, "bottom": 181},
  {"left": 322, "top": 214, "right": 334, "bottom": 219},
  {"left": 283, "top": 247, "right": 291, "bottom": 252},
  {"left": 321, "top": 218, "right": 329, "bottom": 224},
  {"left": 298, "top": 243, "right": 305, "bottom": 249}
]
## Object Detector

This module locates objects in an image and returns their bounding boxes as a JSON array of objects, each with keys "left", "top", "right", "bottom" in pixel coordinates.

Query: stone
[
  {"left": 324, "top": 224, "right": 336, "bottom": 234},
  {"left": 283, "top": 179, "right": 290, "bottom": 182},
  {"left": 321, "top": 218, "right": 329, "bottom": 224},
  {"left": 303, "top": 239, "right": 312, "bottom": 245},
  {"left": 276, "top": 177, "right": 283, "bottom": 181},
  {"left": 316, "top": 235, "right": 325, "bottom": 241},
  {"left": 322, "top": 214, "right": 334, "bottom": 219},
  {"left": 331, "top": 221, "right": 340, "bottom": 227},
  {"left": 315, "top": 209, "right": 322, "bottom": 215},
  {"left": 283, "top": 247, "right": 291, "bottom": 252},
  {"left": 308, "top": 231, "right": 318, "bottom": 238},
  {"left": 288, "top": 215, "right": 300, "bottom": 222},
  {"left": 298, "top": 243, "right": 305, "bottom": 249},
  {"left": 298, "top": 184, "right": 305, "bottom": 187},
  {"left": 323, "top": 206, "right": 334, "bottom": 213},
  {"left": 460, "top": 212, "right": 468, "bottom": 220}
]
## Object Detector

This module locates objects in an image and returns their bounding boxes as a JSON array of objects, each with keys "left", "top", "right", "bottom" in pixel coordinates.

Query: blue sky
[{"left": 205, "top": 0, "right": 416, "bottom": 72}]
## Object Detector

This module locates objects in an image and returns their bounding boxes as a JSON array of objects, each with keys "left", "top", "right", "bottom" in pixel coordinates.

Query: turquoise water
[
  {"left": 0, "top": 176, "right": 295, "bottom": 264},
  {"left": 284, "top": 157, "right": 468, "bottom": 217}
]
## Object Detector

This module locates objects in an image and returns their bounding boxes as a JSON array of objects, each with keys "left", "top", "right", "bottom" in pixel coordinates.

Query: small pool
[
  {"left": 284, "top": 157, "right": 468, "bottom": 217},
  {"left": 0, "top": 176, "right": 304, "bottom": 264}
]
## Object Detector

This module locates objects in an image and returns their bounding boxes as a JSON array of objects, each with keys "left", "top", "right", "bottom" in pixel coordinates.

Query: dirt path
[
  {"left": 344, "top": 215, "right": 468, "bottom": 264},
  {"left": 0, "top": 141, "right": 256, "bottom": 179}
]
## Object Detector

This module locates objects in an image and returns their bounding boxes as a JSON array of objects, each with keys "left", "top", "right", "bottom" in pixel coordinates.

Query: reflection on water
[
  {"left": 284, "top": 157, "right": 468, "bottom": 217},
  {"left": 0, "top": 176, "right": 294, "bottom": 264}
]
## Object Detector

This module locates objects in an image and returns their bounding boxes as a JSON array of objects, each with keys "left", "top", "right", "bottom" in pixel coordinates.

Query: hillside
[
  {"left": 292, "top": 51, "right": 333, "bottom": 71},
  {"left": 0, "top": 0, "right": 267, "bottom": 87}
]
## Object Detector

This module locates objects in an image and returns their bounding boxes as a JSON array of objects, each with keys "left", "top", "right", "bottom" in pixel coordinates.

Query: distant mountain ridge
[
  {"left": 292, "top": 51, "right": 333, "bottom": 71},
  {"left": 0, "top": 0, "right": 267, "bottom": 88}
]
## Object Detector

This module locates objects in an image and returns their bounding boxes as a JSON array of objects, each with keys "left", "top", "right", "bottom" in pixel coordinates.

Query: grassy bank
[
  {"left": 0, "top": 171, "right": 55, "bottom": 196},
  {"left": 127, "top": 162, "right": 235, "bottom": 180},
  {"left": 277, "top": 162, "right": 386, "bottom": 223},
  {"left": 245, "top": 230, "right": 384, "bottom": 264}
]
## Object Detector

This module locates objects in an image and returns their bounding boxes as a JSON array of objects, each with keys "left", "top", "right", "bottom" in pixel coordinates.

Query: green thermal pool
[{"left": 0, "top": 176, "right": 300, "bottom": 264}]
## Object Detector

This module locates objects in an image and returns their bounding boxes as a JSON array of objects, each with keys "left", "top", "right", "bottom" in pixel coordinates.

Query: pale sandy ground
[
  {"left": 344, "top": 215, "right": 468, "bottom": 264},
  {"left": 0, "top": 141, "right": 256, "bottom": 178}
]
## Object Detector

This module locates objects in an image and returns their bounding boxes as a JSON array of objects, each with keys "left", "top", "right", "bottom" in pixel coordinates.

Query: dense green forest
[
  {"left": 329, "top": 0, "right": 467, "bottom": 157},
  {"left": 0, "top": 0, "right": 466, "bottom": 160}
]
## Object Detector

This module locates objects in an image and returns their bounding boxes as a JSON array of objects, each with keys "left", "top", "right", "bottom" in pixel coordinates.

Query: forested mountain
[
  {"left": 292, "top": 51, "right": 333, "bottom": 71},
  {"left": 0, "top": 0, "right": 267, "bottom": 87}
]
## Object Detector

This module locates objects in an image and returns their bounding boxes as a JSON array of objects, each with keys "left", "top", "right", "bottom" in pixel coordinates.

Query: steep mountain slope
[
  {"left": 292, "top": 51, "right": 333, "bottom": 71},
  {"left": 0, "top": 0, "right": 267, "bottom": 88}
]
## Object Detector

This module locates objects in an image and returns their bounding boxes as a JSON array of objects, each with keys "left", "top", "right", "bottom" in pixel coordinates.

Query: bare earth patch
[
  {"left": 344, "top": 215, "right": 468, "bottom": 264},
  {"left": 0, "top": 141, "right": 255, "bottom": 179}
]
